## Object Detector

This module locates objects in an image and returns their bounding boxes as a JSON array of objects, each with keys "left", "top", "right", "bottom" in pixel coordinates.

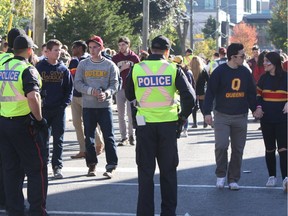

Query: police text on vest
[{"left": 138, "top": 75, "right": 172, "bottom": 87}]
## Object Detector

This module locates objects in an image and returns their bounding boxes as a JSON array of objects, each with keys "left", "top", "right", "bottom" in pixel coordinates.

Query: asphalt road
[{"left": 0, "top": 106, "right": 287, "bottom": 216}]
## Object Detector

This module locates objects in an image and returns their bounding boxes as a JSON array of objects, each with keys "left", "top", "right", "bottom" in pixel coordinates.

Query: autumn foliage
[{"left": 230, "top": 21, "right": 258, "bottom": 57}]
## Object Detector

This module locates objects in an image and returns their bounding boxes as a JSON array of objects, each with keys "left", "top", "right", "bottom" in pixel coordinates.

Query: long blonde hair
[{"left": 190, "top": 56, "right": 205, "bottom": 82}]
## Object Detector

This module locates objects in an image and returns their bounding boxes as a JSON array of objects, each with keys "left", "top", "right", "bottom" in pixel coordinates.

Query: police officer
[
  {"left": 125, "top": 35, "right": 196, "bottom": 216},
  {"left": 0, "top": 27, "right": 26, "bottom": 210},
  {"left": 0, "top": 34, "right": 48, "bottom": 215}
]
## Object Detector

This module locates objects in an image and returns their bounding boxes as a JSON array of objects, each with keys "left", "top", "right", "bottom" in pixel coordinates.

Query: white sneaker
[
  {"left": 266, "top": 176, "right": 277, "bottom": 187},
  {"left": 282, "top": 177, "right": 288, "bottom": 192},
  {"left": 229, "top": 182, "right": 240, "bottom": 190},
  {"left": 216, "top": 177, "right": 225, "bottom": 188},
  {"left": 53, "top": 166, "right": 63, "bottom": 179},
  {"left": 118, "top": 138, "right": 129, "bottom": 146},
  {"left": 181, "top": 129, "right": 188, "bottom": 137}
]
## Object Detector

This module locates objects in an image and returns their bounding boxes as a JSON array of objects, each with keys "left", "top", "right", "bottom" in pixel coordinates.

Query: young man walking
[
  {"left": 204, "top": 43, "right": 260, "bottom": 190},
  {"left": 36, "top": 39, "right": 73, "bottom": 179},
  {"left": 112, "top": 36, "right": 140, "bottom": 146},
  {"left": 74, "top": 35, "right": 119, "bottom": 178}
]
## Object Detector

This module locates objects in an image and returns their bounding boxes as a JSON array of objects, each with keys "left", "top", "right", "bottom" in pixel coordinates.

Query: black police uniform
[
  {"left": 125, "top": 53, "right": 195, "bottom": 216},
  {"left": 0, "top": 56, "right": 48, "bottom": 216}
]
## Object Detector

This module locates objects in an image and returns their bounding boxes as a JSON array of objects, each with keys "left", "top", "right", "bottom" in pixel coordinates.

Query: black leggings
[{"left": 261, "top": 121, "right": 287, "bottom": 179}]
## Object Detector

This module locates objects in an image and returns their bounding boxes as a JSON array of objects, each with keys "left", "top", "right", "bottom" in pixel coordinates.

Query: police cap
[
  {"left": 151, "top": 35, "right": 171, "bottom": 50},
  {"left": 13, "top": 34, "right": 35, "bottom": 50}
]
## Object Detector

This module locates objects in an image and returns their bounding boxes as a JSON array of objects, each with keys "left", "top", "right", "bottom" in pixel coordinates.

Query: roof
[{"left": 243, "top": 13, "right": 272, "bottom": 24}]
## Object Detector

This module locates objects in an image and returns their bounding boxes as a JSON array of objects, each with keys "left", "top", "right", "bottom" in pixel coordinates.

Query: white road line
[
  {"left": 50, "top": 167, "right": 139, "bottom": 173},
  {"left": 48, "top": 180, "right": 283, "bottom": 190},
  {"left": 47, "top": 211, "right": 137, "bottom": 215},
  {"left": 0, "top": 210, "right": 153, "bottom": 216}
]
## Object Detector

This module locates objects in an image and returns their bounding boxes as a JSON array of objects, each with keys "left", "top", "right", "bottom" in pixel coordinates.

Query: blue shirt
[{"left": 36, "top": 59, "right": 73, "bottom": 109}]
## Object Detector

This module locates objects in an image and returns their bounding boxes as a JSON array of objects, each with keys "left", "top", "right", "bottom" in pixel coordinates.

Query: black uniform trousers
[
  {"left": 0, "top": 154, "right": 5, "bottom": 207},
  {"left": 0, "top": 116, "right": 48, "bottom": 216},
  {"left": 136, "top": 121, "right": 178, "bottom": 216}
]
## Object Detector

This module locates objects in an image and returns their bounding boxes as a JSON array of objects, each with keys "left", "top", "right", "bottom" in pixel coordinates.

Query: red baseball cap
[
  {"left": 218, "top": 47, "right": 227, "bottom": 55},
  {"left": 86, "top": 35, "right": 104, "bottom": 47}
]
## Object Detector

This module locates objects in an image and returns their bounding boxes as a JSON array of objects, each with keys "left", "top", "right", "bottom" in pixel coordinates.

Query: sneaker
[
  {"left": 53, "top": 166, "right": 63, "bottom": 179},
  {"left": 118, "top": 138, "right": 129, "bottom": 146},
  {"left": 266, "top": 176, "right": 277, "bottom": 187},
  {"left": 181, "top": 129, "right": 188, "bottom": 137},
  {"left": 282, "top": 177, "right": 287, "bottom": 192},
  {"left": 103, "top": 168, "right": 115, "bottom": 179},
  {"left": 87, "top": 164, "right": 96, "bottom": 177},
  {"left": 129, "top": 135, "right": 135, "bottom": 145},
  {"left": 229, "top": 182, "right": 240, "bottom": 190},
  {"left": 216, "top": 177, "right": 225, "bottom": 188},
  {"left": 70, "top": 152, "right": 85, "bottom": 159}
]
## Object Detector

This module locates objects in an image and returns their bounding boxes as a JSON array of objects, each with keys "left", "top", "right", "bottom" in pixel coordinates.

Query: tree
[
  {"left": 46, "top": 0, "right": 185, "bottom": 52},
  {"left": 109, "top": 0, "right": 184, "bottom": 34},
  {"left": 0, "top": 0, "right": 77, "bottom": 37},
  {"left": 46, "top": 0, "right": 137, "bottom": 50},
  {"left": 0, "top": 0, "right": 31, "bottom": 37},
  {"left": 107, "top": 0, "right": 185, "bottom": 53},
  {"left": 268, "top": 0, "right": 287, "bottom": 51},
  {"left": 230, "top": 21, "right": 258, "bottom": 57},
  {"left": 202, "top": 16, "right": 217, "bottom": 39},
  {"left": 194, "top": 38, "right": 216, "bottom": 60},
  {"left": 45, "top": 0, "right": 76, "bottom": 19}
]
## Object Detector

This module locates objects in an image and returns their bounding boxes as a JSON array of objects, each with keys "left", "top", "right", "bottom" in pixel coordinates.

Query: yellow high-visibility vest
[
  {"left": 0, "top": 59, "right": 41, "bottom": 117},
  {"left": 132, "top": 60, "right": 178, "bottom": 123},
  {"left": 0, "top": 52, "right": 14, "bottom": 65},
  {"left": 183, "top": 54, "right": 193, "bottom": 66}
]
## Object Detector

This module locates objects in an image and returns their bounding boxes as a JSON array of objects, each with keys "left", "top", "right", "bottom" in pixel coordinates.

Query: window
[
  {"left": 244, "top": 0, "right": 251, "bottom": 13},
  {"left": 257, "top": 1, "right": 261, "bottom": 13},
  {"left": 204, "top": 0, "right": 214, "bottom": 9}
]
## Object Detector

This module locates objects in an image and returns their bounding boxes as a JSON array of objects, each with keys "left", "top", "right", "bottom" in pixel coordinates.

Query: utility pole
[
  {"left": 189, "top": 1, "right": 198, "bottom": 49},
  {"left": 216, "top": 0, "right": 221, "bottom": 50},
  {"left": 190, "top": 0, "right": 194, "bottom": 49},
  {"left": 33, "top": 0, "right": 45, "bottom": 56},
  {"left": 142, "top": 0, "right": 149, "bottom": 51},
  {"left": 225, "top": 0, "right": 230, "bottom": 47}
]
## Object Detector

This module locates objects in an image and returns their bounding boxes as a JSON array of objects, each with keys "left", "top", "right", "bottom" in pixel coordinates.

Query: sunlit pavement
[{"left": 0, "top": 105, "right": 287, "bottom": 216}]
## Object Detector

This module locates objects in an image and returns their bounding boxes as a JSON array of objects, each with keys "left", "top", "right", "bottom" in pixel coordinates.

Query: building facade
[{"left": 186, "top": 0, "right": 272, "bottom": 48}]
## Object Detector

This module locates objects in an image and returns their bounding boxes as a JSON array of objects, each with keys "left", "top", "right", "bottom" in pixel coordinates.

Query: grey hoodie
[{"left": 74, "top": 57, "right": 119, "bottom": 108}]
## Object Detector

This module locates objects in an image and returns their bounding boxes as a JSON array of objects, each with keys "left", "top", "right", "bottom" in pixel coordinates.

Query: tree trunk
[{"left": 176, "top": 21, "right": 189, "bottom": 55}]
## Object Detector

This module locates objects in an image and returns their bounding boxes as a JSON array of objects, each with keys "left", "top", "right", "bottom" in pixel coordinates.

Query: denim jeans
[
  {"left": 43, "top": 106, "right": 66, "bottom": 169},
  {"left": 83, "top": 107, "right": 118, "bottom": 170}
]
